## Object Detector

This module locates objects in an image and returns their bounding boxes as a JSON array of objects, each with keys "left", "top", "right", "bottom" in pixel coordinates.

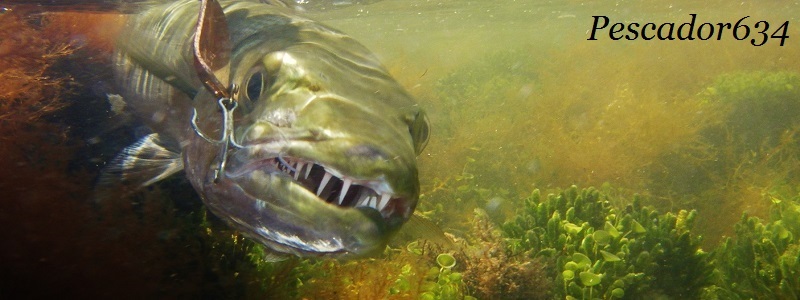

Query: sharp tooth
[
  {"left": 338, "top": 179, "right": 352, "bottom": 205},
  {"left": 305, "top": 163, "right": 313, "bottom": 179},
  {"left": 377, "top": 194, "right": 390, "bottom": 211},
  {"left": 368, "top": 196, "right": 377, "bottom": 208},
  {"left": 316, "top": 172, "right": 332, "bottom": 196},
  {"left": 356, "top": 193, "right": 369, "bottom": 207},
  {"left": 294, "top": 162, "right": 304, "bottom": 180}
]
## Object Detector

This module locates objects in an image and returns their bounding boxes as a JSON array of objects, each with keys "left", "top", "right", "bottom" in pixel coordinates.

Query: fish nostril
[{"left": 346, "top": 144, "right": 388, "bottom": 161}]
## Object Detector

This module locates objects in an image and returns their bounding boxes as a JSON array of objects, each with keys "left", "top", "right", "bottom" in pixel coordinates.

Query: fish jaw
[
  {"left": 183, "top": 132, "right": 418, "bottom": 257},
  {"left": 203, "top": 168, "right": 392, "bottom": 257}
]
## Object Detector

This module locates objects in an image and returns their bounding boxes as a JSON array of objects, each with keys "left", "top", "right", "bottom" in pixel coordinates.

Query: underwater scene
[{"left": 2, "top": 0, "right": 800, "bottom": 298}]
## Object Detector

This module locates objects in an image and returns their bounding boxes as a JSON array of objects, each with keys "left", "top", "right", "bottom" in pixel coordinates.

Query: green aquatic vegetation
[
  {"left": 245, "top": 245, "right": 309, "bottom": 298},
  {"left": 418, "top": 156, "right": 514, "bottom": 230},
  {"left": 420, "top": 262, "right": 468, "bottom": 300},
  {"left": 196, "top": 211, "right": 312, "bottom": 298},
  {"left": 422, "top": 253, "right": 465, "bottom": 299},
  {"left": 705, "top": 197, "right": 800, "bottom": 299},
  {"left": 461, "top": 209, "right": 552, "bottom": 300},
  {"left": 700, "top": 71, "right": 800, "bottom": 151},
  {"left": 198, "top": 184, "right": 800, "bottom": 300},
  {"left": 502, "top": 185, "right": 713, "bottom": 299},
  {"left": 437, "top": 253, "right": 457, "bottom": 269},
  {"left": 248, "top": 237, "right": 472, "bottom": 300},
  {"left": 420, "top": 48, "right": 544, "bottom": 200},
  {"left": 435, "top": 49, "right": 538, "bottom": 107},
  {"left": 651, "top": 70, "right": 800, "bottom": 244}
]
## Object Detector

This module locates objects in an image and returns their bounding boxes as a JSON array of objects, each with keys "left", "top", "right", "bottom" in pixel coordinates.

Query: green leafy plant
[
  {"left": 706, "top": 196, "right": 800, "bottom": 299},
  {"left": 419, "top": 253, "right": 469, "bottom": 300},
  {"left": 503, "top": 186, "right": 713, "bottom": 299}
]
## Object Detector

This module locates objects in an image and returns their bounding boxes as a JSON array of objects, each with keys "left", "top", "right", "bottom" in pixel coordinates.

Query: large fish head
[{"left": 188, "top": 13, "right": 429, "bottom": 258}]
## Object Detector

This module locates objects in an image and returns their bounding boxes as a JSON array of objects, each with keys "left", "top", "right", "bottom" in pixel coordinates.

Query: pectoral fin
[
  {"left": 395, "top": 213, "right": 456, "bottom": 251},
  {"left": 95, "top": 133, "right": 183, "bottom": 202}
]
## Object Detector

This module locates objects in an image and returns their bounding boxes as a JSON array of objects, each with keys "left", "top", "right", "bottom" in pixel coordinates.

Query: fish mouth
[
  {"left": 225, "top": 155, "right": 407, "bottom": 220},
  {"left": 212, "top": 141, "right": 418, "bottom": 257},
  {"left": 215, "top": 143, "right": 413, "bottom": 256}
]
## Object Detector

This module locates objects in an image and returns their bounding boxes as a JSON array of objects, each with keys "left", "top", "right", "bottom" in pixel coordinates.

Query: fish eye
[
  {"left": 409, "top": 110, "right": 430, "bottom": 154},
  {"left": 245, "top": 70, "right": 264, "bottom": 101},
  {"left": 239, "top": 66, "right": 273, "bottom": 112}
]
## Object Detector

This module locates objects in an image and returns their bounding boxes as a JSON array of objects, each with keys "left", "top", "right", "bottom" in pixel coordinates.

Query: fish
[{"left": 28, "top": 0, "right": 430, "bottom": 258}]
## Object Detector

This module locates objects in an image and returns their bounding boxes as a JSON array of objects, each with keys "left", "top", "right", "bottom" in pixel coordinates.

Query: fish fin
[
  {"left": 397, "top": 213, "right": 456, "bottom": 251},
  {"left": 260, "top": 251, "right": 289, "bottom": 263},
  {"left": 95, "top": 133, "right": 183, "bottom": 202}
]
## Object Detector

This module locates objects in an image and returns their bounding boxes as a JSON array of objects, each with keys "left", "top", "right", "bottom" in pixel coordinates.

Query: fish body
[{"left": 106, "top": 0, "right": 429, "bottom": 258}]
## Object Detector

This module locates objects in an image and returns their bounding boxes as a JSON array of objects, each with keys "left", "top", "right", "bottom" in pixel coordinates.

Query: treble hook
[
  {"left": 190, "top": 92, "right": 244, "bottom": 183},
  {"left": 191, "top": 0, "right": 240, "bottom": 183}
]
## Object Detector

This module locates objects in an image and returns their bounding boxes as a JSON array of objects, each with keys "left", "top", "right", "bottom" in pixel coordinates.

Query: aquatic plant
[
  {"left": 699, "top": 72, "right": 800, "bottom": 202},
  {"left": 0, "top": 10, "right": 159, "bottom": 298},
  {"left": 0, "top": 12, "right": 74, "bottom": 154},
  {"left": 705, "top": 197, "right": 800, "bottom": 299},
  {"left": 656, "top": 71, "right": 800, "bottom": 195},
  {"left": 502, "top": 186, "right": 713, "bottom": 299},
  {"left": 700, "top": 71, "right": 800, "bottom": 152},
  {"left": 417, "top": 156, "right": 516, "bottom": 233},
  {"left": 418, "top": 49, "right": 544, "bottom": 198},
  {"left": 283, "top": 239, "right": 469, "bottom": 300},
  {"left": 651, "top": 71, "right": 800, "bottom": 244},
  {"left": 462, "top": 209, "right": 551, "bottom": 300},
  {"left": 0, "top": 10, "right": 273, "bottom": 297},
  {"left": 419, "top": 254, "right": 468, "bottom": 300}
]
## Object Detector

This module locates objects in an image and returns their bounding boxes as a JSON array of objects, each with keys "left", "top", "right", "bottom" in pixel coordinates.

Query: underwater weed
[
  {"left": 701, "top": 71, "right": 800, "bottom": 152},
  {"left": 652, "top": 71, "right": 800, "bottom": 245},
  {"left": 708, "top": 197, "right": 800, "bottom": 299},
  {"left": 420, "top": 36, "right": 800, "bottom": 211},
  {"left": 0, "top": 11, "right": 240, "bottom": 298},
  {"left": 0, "top": 12, "right": 74, "bottom": 142},
  {"left": 417, "top": 156, "right": 515, "bottom": 231},
  {"left": 294, "top": 241, "right": 462, "bottom": 300},
  {"left": 244, "top": 244, "right": 306, "bottom": 298},
  {"left": 417, "top": 48, "right": 544, "bottom": 199},
  {"left": 502, "top": 186, "right": 713, "bottom": 299},
  {"left": 41, "top": 12, "right": 126, "bottom": 54},
  {"left": 525, "top": 41, "right": 724, "bottom": 193},
  {"left": 462, "top": 209, "right": 551, "bottom": 300}
]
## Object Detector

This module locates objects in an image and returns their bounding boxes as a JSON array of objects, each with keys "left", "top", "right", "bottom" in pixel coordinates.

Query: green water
[
  {"left": 313, "top": 0, "right": 800, "bottom": 241},
  {"left": 3, "top": 0, "right": 800, "bottom": 298},
  {"left": 300, "top": 1, "right": 800, "bottom": 298}
]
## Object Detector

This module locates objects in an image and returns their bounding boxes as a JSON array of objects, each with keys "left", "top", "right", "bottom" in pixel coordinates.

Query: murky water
[
  {"left": 313, "top": 0, "right": 800, "bottom": 241},
  {"left": 2, "top": 0, "right": 800, "bottom": 298}
]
